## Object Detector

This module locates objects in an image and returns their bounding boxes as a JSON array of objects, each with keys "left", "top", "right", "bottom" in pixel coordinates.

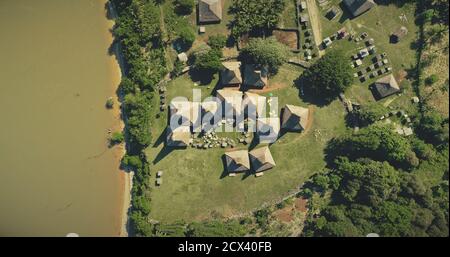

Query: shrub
[
  {"left": 301, "top": 50, "right": 353, "bottom": 102},
  {"left": 177, "top": 26, "right": 196, "bottom": 48},
  {"left": 105, "top": 97, "right": 114, "bottom": 109},
  {"left": 174, "top": 0, "right": 195, "bottom": 15},
  {"left": 239, "top": 37, "right": 289, "bottom": 73},
  {"left": 425, "top": 74, "right": 438, "bottom": 86},
  {"left": 193, "top": 49, "right": 223, "bottom": 74},
  {"left": 207, "top": 34, "right": 227, "bottom": 49},
  {"left": 110, "top": 131, "right": 125, "bottom": 145},
  {"left": 354, "top": 103, "right": 388, "bottom": 126}
]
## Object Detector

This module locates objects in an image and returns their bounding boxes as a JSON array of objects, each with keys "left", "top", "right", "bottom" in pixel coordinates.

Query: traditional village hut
[
  {"left": 371, "top": 74, "right": 400, "bottom": 100},
  {"left": 243, "top": 64, "right": 269, "bottom": 89},
  {"left": 249, "top": 146, "right": 276, "bottom": 173},
  {"left": 198, "top": 0, "right": 222, "bottom": 24},
  {"left": 343, "top": 0, "right": 375, "bottom": 17},
  {"left": 166, "top": 125, "right": 191, "bottom": 147},
  {"left": 390, "top": 26, "right": 408, "bottom": 43},
  {"left": 281, "top": 104, "right": 309, "bottom": 132},
  {"left": 257, "top": 117, "right": 280, "bottom": 144},
  {"left": 220, "top": 61, "right": 242, "bottom": 87},
  {"left": 224, "top": 150, "right": 251, "bottom": 173},
  {"left": 242, "top": 92, "right": 266, "bottom": 120},
  {"left": 216, "top": 89, "right": 243, "bottom": 117},
  {"left": 169, "top": 99, "right": 193, "bottom": 126}
]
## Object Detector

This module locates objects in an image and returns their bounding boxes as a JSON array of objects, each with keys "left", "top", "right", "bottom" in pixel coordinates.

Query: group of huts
[{"left": 166, "top": 91, "right": 310, "bottom": 176}]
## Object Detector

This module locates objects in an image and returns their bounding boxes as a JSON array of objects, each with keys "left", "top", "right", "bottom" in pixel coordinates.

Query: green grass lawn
[
  {"left": 316, "top": 1, "right": 418, "bottom": 111},
  {"left": 280, "top": 0, "right": 298, "bottom": 29},
  {"left": 145, "top": 65, "right": 347, "bottom": 223},
  {"left": 189, "top": 0, "right": 234, "bottom": 40}
]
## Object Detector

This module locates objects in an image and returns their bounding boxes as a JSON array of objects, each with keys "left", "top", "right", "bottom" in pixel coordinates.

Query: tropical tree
[
  {"left": 239, "top": 37, "right": 289, "bottom": 73},
  {"left": 301, "top": 50, "right": 353, "bottom": 102}
]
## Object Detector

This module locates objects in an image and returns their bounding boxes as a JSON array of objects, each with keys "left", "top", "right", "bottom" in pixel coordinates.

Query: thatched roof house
[
  {"left": 243, "top": 92, "right": 266, "bottom": 119},
  {"left": 166, "top": 125, "right": 191, "bottom": 147},
  {"left": 249, "top": 146, "right": 276, "bottom": 173},
  {"left": 343, "top": 0, "right": 375, "bottom": 17},
  {"left": 257, "top": 117, "right": 280, "bottom": 144},
  {"left": 224, "top": 150, "right": 250, "bottom": 173},
  {"left": 281, "top": 104, "right": 309, "bottom": 131},
  {"left": 372, "top": 74, "right": 400, "bottom": 99},
  {"left": 169, "top": 100, "right": 201, "bottom": 127},
  {"left": 243, "top": 64, "right": 268, "bottom": 89},
  {"left": 216, "top": 89, "right": 243, "bottom": 116},
  {"left": 201, "top": 99, "right": 221, "bottom": 130},
  {"left": 170, "top": 99, "right": 192, "bottom": 126},
  {"left": 220, "top": 61, "right": 242, "bottom": 87},
  {"left": 198, "top": 0, "right": 222, "bottom": 24}
]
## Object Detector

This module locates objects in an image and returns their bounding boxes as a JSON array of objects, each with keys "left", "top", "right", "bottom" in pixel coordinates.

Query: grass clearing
[
  {"left": 145, "top": 64, "right": 347, "bottom": 223},
  {"left": 316, "top": 1, "right": 418, "bottom": 113}
]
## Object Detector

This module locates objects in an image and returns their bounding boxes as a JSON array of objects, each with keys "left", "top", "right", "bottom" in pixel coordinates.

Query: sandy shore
[{"left": 102, "top": 0, "right": 132, "bottom": 237}]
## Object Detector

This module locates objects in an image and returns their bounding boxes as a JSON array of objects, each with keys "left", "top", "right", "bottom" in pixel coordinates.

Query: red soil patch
[
  {"left": 295, "top": 198, "right": 308, "bottom": 213},
  {"left": 273, "top": 30, "right": 299, "bottom": 50},
  {"left": 273, "top": 207, "right": 294, "bottom": 223}
]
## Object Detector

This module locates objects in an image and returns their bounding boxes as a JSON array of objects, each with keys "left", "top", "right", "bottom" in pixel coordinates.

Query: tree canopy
[
  {"left": 301, "top": 50, "right": 353, "bottom": 102},
  {"left": 239, "top": 37, "right": 289, "bottom": 73},
  {"left": 230, "top": 0, "right": 286, "bottom": 39}
]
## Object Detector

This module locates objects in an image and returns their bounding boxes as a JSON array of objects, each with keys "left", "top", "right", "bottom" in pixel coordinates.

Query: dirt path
[{"left": 306, "top": 0, "right": 325, "bottom": 57}]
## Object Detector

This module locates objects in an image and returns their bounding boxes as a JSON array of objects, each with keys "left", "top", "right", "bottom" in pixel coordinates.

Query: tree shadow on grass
[
  {"left": 241, "top": 170, "right": 254, "bottom": 181},
  {"left": 153, "top": 127, "right": 168, "bottom": 148},
  {"left": 219, "top": 155, "right": 229, "bottom": 179},
  {"left": 188, "top": 69, "right": 216, "bottom": 85},
  {"left": 152, "top": 145, "right": 177, "bottom": 165},
  {"left": 295, "top": 76, "right": 335, "bottom": 107}
]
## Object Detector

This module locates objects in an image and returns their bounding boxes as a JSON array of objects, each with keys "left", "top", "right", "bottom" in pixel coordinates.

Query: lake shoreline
[{"left": 103, "top": 0, "right": 131, "bottom": 237}]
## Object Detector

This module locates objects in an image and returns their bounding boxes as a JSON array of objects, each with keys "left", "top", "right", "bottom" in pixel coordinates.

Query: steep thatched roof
[
  {"left": 216, "top": 89, "right": 243, "bottom": 115},
  {"left": 166, "top": 125, "right": 191, "bottom": 147},
  {"left": 281, "top": 104, "right": 309, "bottom": 131},
  {"left": 221, "top": 61, "right": 242, "bottom": 86},
  {"left": 201, "top": 99, "right": 220, "bottom": 114},
  {"left": 372, "top": 74, "right": 400, "bottom": 99},
  {"left": 243, "top": 65, "right": 268, "bottom": 88},
  {"left": 224, "top": 150, "right": 250, "bottom": 172},
  {"left": 249, "top": 146, "right": 276, "bottom": 173},
  {"left": 198, "top": 0, "right": 222, "bottom": 23},
  {"left": 343, "top": 0, "right": 375, "bottom": 17},
  {"left": 243, "top": 92, "right": 266, "bottom": 118},
  {"left": 257, "top": 117, "right": 280, "bottom": 143},
  {"left": 169, "top": 100, "right": 200, "bottom": 126}
]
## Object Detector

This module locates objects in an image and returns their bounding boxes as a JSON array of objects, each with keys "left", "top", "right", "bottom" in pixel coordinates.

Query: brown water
[{"left": 0, "top": 0, "right": 124, "bottom": 236}]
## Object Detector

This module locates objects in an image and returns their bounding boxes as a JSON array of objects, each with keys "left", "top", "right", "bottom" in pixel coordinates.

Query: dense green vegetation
[
  {"left": 207, "top": 34, "right": 228, "bottom": 49},
  {"left": 302, "top": 124, "right": 448, "bottom": 237},
  {"left": 352, "top": 103, "right": 388, "bottom": 127},
  {"left": 192, "top": 49, "right": 224, "bottom": 74},
  {"left": 230, "top": 0, "right": 286, "bottom": 39},
  {"left": 300, "top": 50, "right": 353, "bottom": 103},
  {"left": 174, "top": 0, "right": 195, "bottom": 15},
  {"left": 111, "top": 0, "right": 166, "bottom": 236},
  {"left": 239, "top": 37, "right": 289, "bottom": 73}
]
